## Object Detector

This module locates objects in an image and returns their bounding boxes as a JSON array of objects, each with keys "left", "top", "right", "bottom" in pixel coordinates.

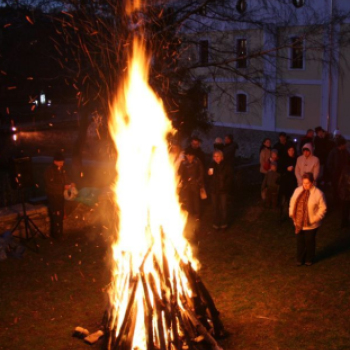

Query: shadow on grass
[{"left": 316, "top": 230, "right": 350, "bottom": 262}]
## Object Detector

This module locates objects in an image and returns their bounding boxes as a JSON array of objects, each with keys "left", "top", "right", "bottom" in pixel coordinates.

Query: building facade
[{"left": 177, "top": 0, "right": 350, "bottom": 154}]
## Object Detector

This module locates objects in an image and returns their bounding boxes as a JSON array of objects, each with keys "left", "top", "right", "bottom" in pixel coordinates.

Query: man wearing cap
[
  {"left": 44, "top": 152, "right": 75, "bottom": 239},
  {"left": 295, "top": 143, "right": 320, "bottom": 186}
]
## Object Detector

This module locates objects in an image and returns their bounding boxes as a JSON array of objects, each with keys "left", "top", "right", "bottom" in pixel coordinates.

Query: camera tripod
[{"left": 11, "top": 188, "right": 47, "bottom": 252}]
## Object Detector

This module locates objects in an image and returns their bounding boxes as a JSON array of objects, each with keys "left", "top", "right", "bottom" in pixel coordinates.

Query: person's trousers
[
  {"left": 211, "top": 193, "right": 228, "bottom": 226},
  {"left": 47, "top": 195, "right": 64, "bottom": 239},
  {"left": 296, "top": 228, "right": 318, "bottom": 264},
  {"left": 183, "top": 186, "right": 200, "bottom": 218}
]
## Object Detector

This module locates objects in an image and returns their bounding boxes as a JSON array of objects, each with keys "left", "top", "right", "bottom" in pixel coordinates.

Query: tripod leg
[
  {"left": 27, "top": 217, "right": 47, "bottom": 239},
  {"left": 11, "top": 216, "right": 24, "bottom": 234}
]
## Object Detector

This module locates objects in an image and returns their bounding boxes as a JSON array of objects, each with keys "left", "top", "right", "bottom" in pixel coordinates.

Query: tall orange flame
[{"left": 108, "top": 38, "right": 197, "bottom": 349}]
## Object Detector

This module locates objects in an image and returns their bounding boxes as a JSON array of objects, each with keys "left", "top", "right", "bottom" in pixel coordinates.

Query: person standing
[
  {"left": 327, "top": 137, "right": 350, "bottom": 205},
  {"left": 299, "top": 129, "right": 315, "bottom": 154},
  {"left": 289, "top": 172, "right": 327, "bottom": 266},
  {"left": 185, "top": 136, "right": 207, "bottom": 168},
  {"left": 295, "top": 143, "right": 320, "bottom": 186},
  {"left": 279, "top": 145, "right": 298, "bottom": 205},
  {"left": 44, "top": 152, "right": 75, "bottom": 239},
  {"left": 314, "top": 126, "right": 334, "bottom": 185},
  {"left": 273, "top": 132, "right": 294, "bottom": 168},
  {"left": 223, "top": 134, "right": 239, "bottom": 169},
  {"left": 208, "top": 150, "right": 233, "bottom": 229},
  {"left": 178, "top": 148, "right": 204, "bottom": 220},
  {"left": 259, "top": 138, "right": 272, "bottom": 180}
]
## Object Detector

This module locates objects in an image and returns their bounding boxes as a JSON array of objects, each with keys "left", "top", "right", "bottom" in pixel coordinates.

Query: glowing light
[{"left": 107, "top": 38, "right": 197, "bottom": 350}]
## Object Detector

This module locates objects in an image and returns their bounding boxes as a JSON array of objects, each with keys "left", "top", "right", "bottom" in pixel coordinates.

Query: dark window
[
  {"left": 198, "top": 4, "right": 207, "bottom": 15},
  {"left": 290, "top": 37, "right": 304, "bottom": 69},
  {"left": 292, "top": 0, "right": 305, "bottom": 8},
  {"left": 199, "top": 40, "right": 209, "bottom": 65},
  {"left": 236, "top": 0, "right": 247, "bottom": 13},
  {"left": 236, "top": 39, "right": 247, "bottom": 68},
  {"left": 289, "top": 96, "right": 302, "bottom": 117},
  {"left": 237, "top": 93, "right": 247, "bottom": 112}
]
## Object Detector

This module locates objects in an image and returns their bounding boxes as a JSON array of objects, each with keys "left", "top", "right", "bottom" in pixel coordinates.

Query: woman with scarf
[{"left": 289, "top": 172, "right": 327, "bottom": 266}]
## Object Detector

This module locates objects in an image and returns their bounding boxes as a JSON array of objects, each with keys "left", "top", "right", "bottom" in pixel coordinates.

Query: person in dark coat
[
  {"left": 178, "top": 148, "right": 204, "bottom": 220},
  {"left": 279, "top": 145, "right": 298, "bottom": 205},
  {"left": 327, "top": 137, "right": 350, "bottom": 205},
  {"left": 314, "top": 126, "right": 334, "bottom": 184},
  {"left": 273, "top": 132, "right": 294, "bottom": 168},
  {"left": 185, "top": 136, "right": 207, "bottom": 168},
  {"left": 223, "top": 134, "right": 239, "bottom": 169},
  {"left": 208, "top": 150, "right": 233, "bottom": 229},
  {"left": 299, "top": 129, "right": 315, "bottom": 154},
  {"left": 44, "top": 152, "right": 74, "bottom": 239}
]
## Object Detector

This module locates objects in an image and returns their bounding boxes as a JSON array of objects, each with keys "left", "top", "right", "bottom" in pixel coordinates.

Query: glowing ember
[{"left": 105, "top": 6, "right": 225, "bottom": 350}]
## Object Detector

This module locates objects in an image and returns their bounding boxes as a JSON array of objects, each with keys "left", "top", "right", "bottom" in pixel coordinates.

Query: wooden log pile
[{"left": 101, "top": 254, "right": 227, "bottom": 350}]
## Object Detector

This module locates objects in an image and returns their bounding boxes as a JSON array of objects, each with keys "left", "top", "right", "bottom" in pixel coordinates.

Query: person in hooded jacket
[{"left": 295, "top": 143, "right": 320, "bottom": 186}]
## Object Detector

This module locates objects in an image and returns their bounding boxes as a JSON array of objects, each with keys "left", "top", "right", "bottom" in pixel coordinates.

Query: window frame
[
  {"left": 289, "top": 36, "right": 305, "bottom": 70},
  {"left": 288, "top": 95, "right": 304, "bottom": 119}
]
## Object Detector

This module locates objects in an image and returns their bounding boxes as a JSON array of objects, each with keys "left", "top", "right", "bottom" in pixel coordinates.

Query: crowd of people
[
  {"left": 259, "top": 127, "right": 350, "bottom": 266},
  {"left": 45, "top": 128, "right": 349, "bottom": 266}
]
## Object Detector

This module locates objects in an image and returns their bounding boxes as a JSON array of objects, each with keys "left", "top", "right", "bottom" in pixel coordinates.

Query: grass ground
[{"left": 0, "top": 184, "right": 350, "bottom": 350}]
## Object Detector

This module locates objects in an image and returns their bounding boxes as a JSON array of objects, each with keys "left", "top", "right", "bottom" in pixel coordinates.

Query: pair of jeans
[{"left": 296, "top": 228, "right": 318, "bottom": 264}]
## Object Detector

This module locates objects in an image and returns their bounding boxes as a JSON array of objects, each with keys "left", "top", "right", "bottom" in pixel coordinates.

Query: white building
[{"left": 177, "top": 0, "right": 350, "bottom": 144}]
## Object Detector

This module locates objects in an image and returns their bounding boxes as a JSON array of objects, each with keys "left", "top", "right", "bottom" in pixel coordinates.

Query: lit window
[
  {"left": 289, "top": 96, "right": 303, "bottom": 117},
  {"left": 236, "top": 93, "right": 247, "bottom": 112},
  {"left": 236, "top": 39, "right": 247, "bottom": 68},
  {"left": 292, "top": 0, "right": 304, "bottom": 8},
  {"left": 236, "top": 0, "right": 247, "bottom": 14},
  {"left": 290, "top": 37, "right": 304, "bottom": 69},
  {"left": 199, "top": 40, "right": 209, "bottom": 65}
]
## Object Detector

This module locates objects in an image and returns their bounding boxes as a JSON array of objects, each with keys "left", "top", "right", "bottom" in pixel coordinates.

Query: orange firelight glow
[{"left": 107, "top": 37, "right": 198, "bottom": 349}]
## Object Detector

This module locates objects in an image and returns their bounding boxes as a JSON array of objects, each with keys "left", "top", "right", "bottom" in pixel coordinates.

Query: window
[
  {"left": 289, "top": 96, "right": 303, "bottom": 117},
  {"left": 236, "top": 93, "right": 247, "bottom": 113},
  {"left": 292, "top": 0, "right": 304, "bottom": 8},
  {"left": 198, "top": 4, "right": 207, "bottom": 15},
  {"left": 236, "top": 0, "right": 247, "bottom": 14},
  {"left": 290, "top": 37, "right": 304, "bottom": 69},
  {"left": 236, "top": 39, "right": 247, "bottom": 68},
  {"left": 199, "top": 40, "right": 209, "bottom": 65}
]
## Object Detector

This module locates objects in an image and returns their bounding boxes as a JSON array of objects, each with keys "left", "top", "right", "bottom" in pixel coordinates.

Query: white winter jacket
[
  {"left": 289, "top": 185, "right": 327, "bottom": 231},
  {"left": 295, "top": 143, "right": 320, "bottom": 186}
]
